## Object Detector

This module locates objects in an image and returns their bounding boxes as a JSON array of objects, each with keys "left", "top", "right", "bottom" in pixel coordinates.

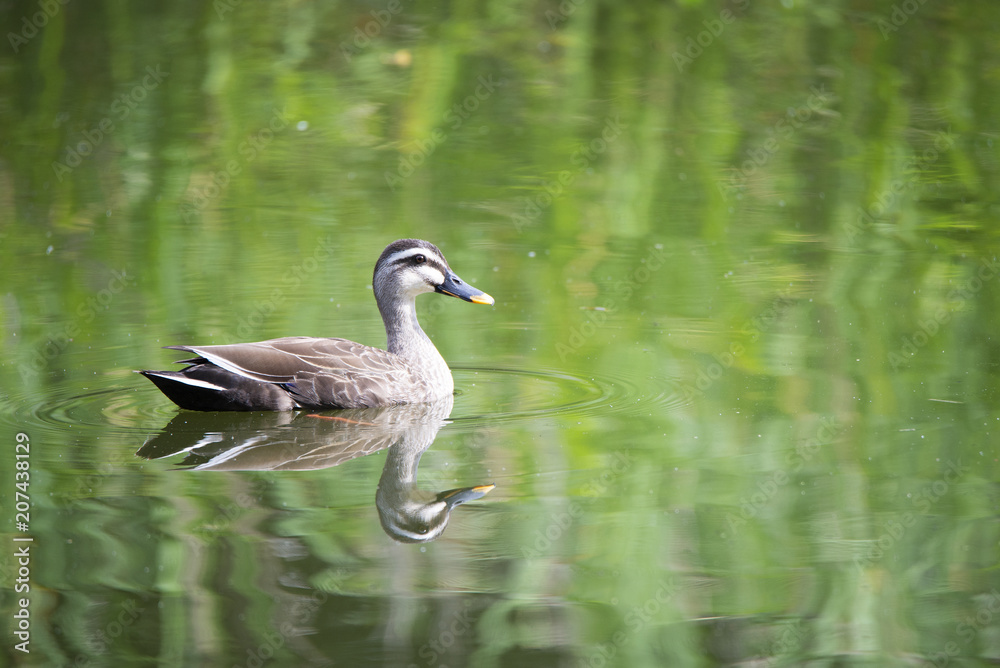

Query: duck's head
[
  {"left": 373, "top": 239, "right": 494, "bottom": 306},
  {"left": 378, "top": 482, "right": 496, "bottom": 543}
]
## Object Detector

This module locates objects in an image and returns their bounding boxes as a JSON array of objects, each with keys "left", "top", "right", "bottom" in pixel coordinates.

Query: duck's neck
[{"left": 378, "top": 293, "right": 447, "bottom": 368}]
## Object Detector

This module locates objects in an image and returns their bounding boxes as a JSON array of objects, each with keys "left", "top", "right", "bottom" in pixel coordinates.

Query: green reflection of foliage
[{"left": 1, "top": 0, "right": 999, "bottom": 666}]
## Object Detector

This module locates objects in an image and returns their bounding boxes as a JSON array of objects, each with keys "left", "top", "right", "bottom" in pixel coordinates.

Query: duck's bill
[
  {"left": 436, "top": 273, "right": 495, "bottom": 305},
  {"left": 438, "top": 483, "right": 496, "bottom": 507}
]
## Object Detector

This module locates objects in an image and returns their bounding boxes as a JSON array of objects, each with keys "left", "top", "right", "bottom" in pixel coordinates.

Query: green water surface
[{"left": 1, "top": 1, "right": 999, "bottom": 666}]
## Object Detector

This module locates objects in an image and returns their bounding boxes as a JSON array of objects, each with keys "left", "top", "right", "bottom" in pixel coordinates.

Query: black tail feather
[{"left": 138, "top": 366, "right": 296, "bottom": 411}]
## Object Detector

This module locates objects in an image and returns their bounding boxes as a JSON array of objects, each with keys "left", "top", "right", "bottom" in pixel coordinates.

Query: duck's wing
[
  {"left": 167, "top": 337, "right": 413, "bottom": 408},
  {"left": 167, "top": 337, "right": 402, "bottom": 381}
]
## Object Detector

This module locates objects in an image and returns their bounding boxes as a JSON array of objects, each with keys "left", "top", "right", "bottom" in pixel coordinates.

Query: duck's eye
[{"left": 414, "top": 254, "right": 426, "bottom": 264}]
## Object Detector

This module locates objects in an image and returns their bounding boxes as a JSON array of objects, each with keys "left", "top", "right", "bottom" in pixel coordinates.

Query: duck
[{"left": 138, "top": 239, "right": 494, "bottom": 411}]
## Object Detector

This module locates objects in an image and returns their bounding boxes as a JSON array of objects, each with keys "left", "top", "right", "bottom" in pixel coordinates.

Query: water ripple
[
  {"left": 1, "top": 365, "right": 688, "bottom": 439},
  {"left": 7, "top": 383, "right": 177, "bottom": 436},
  {"left": 451, "top": 365, "right": 687, "bottom": 424}
]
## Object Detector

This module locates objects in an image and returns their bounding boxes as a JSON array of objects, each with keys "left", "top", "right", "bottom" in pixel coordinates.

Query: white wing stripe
[
  {"left": 148, "top": 373, "right": 228, "bottom": 391},
  {"left": 189, "top": 348, "right": 290, "bottom": 382}
]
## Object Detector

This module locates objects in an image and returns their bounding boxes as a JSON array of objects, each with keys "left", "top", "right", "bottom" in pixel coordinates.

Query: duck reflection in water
[{"left": 137, "top": 395, "right": 492, "bottom": 543}]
